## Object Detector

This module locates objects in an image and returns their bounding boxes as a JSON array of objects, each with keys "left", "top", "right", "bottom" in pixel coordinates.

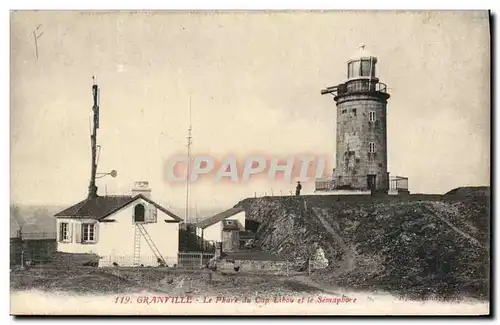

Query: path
[
  {"left": 310, "top": 206, "right": 356, "bottom": 275},
  {"left": 426, "top": 202, "right": 485, "bottom": 249}
]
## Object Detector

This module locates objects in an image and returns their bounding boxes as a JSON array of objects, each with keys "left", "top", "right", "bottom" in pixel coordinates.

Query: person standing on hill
[{"left": 296, "top": 181, "right": 302, "bottom": 196}]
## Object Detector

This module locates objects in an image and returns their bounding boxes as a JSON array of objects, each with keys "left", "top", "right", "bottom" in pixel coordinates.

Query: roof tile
[{"left": 54, "top": 195, "right": 183, "bottom": 222}]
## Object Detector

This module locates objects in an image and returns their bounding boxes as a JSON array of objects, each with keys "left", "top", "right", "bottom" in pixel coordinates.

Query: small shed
[{"left": 195, "top": 207, "right": 245, "bottom": 248}]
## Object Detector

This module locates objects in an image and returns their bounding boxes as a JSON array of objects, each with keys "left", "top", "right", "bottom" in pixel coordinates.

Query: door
[
  {"left": 222, "top": 231, "right": 231, "bottom": 252},
  {"left": 367, "top": 174, "right": 377, "bottom": 193}
]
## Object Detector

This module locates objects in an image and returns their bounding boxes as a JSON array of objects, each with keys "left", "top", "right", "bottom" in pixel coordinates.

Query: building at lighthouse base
[{"left": 314, "top": 173, "right": 410, "bottom": 196}]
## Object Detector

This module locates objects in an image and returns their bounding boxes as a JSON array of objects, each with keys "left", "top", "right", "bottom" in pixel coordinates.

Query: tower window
[
  {"left": 348, "top": 60, "right": 361, "bottom": 79},
  {"left": 360, "top": 60, "right": 371, "bottom": 76},
  {"left": 348, "top": 63, "right": 354, "bottom": 79},
  {"left": 369, "top": 111, "right": 376, "bottom": 122},
  {"left": 359, "top": 58, "right": 376, "bottom": 77},
  {"left": 342, "top": 109, "right": 347, "bottom": 114},
  {"left": 369, "top": 142, "right": 376, "bottom": 153},
  {"left": 352, "top": 108, "right": 357, "bottom": 116}
]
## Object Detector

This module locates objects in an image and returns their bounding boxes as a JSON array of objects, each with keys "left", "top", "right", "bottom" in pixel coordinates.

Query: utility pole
[
  {"left": 88, "top": 77, "right": 99, "bottom": 198},
  {"left": 185, "top": 97, "right": 192, "bottom": 224}
]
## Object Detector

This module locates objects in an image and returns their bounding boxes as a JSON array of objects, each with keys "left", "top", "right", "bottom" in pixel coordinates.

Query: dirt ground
[{"left": 10, "top": 266, "right": 333, "bottom": 298}]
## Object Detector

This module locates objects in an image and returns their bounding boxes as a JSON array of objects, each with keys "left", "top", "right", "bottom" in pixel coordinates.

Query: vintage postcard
[{"left": 9, "top": 10, "right": 490, "bottom": 316}]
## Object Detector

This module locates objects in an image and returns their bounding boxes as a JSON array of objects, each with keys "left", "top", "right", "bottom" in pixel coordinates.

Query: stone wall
[{"left": 219, "top": 259, "right": 290, "bottom": 275}]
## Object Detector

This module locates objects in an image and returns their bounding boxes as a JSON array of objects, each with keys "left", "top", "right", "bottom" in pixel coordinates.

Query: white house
[
  {"left": 195, "top": 207, "right": 245, "bottom": 246},
  {"left": 54, "top": 182, "right": 183, "bottom": 267}
]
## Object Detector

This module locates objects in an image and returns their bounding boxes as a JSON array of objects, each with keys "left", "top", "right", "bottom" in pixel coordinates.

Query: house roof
[
  {"left": 54, "top": 194, "right": 183, "bottom": 222},
  {"left": 196, "top": 207, "right": 245, "bottom": 229}
]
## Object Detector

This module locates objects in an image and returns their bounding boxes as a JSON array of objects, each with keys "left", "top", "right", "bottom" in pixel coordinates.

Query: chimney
[{"left": 131, "top": 181, "right": 151, "bottom": 199}]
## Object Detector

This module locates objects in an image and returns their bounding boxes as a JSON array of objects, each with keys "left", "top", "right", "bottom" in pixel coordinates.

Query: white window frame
[
  {"left": 369, "top": 111, "right": 376, "bottom": 122},
  {"left": 60, "top": 222, "right": 69, "bottom": 242},
  {"left": 369, "top": 142, "right": 376, "bottom": 153},
  {"left": 82, "top": 223, "right": 96, "bottom": 243}
]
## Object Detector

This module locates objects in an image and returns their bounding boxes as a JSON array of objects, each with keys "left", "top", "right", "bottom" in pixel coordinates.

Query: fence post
[
  {"left": 20, "top": 249, "right": 25, "bottom": 270},
  {"left": 308, "top": 259, "right": 311, "bottom": 276},
  {"left": 200, "top": 252, "right": 203, "bottom": 269},
  {"left": 286, "top": 260, "right": 289, "bottom": 277}
]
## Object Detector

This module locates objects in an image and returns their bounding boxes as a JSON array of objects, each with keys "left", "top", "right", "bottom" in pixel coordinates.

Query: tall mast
[
  {"left": 185, "top": 97, "right": 192, "bottom": 223},
  {"left": 88, "top": 77, "right": 99, "bottom": 198},
  {"left": 195, "top": 201, "right": 199, "bottom": 223}
]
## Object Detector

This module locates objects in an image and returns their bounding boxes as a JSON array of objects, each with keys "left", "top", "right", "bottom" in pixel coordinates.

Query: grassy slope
[
  {"left": 235, "top": 191, "right": 490, "bottom": 300},
  {"left": 11, "top": 267, "right": 323, "bottom": 297}
]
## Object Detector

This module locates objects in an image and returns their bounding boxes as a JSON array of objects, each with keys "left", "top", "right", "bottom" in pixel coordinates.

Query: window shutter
[
  {"left": 57, "top": 223, "right": 62, "bottom": 242},
  {"left": 144, "top": 205, "right": 151, "bottom": 222},
  {"left": 148, "top": 205, "right": 157, "bottom": 223},
  {"left": 94, "top": 223, "right": 99, "bottom": 243},
  {"left": 68, "top": 223, "right": 73, "bottom": 242},
  {"left": 75, "top": 223, "right": 82, "bottom": 243}
]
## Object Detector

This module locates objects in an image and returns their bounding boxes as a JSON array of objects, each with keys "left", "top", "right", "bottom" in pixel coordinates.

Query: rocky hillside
[{"left": 235, "top": 189, "right": 490, "bottom": 300}]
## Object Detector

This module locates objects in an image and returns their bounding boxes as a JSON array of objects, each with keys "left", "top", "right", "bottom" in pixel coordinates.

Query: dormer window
[{"left": 134, "top": 204, "right": 145, "bottom": 222}]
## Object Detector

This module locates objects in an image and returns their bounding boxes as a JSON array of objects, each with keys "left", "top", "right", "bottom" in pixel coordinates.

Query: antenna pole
[
  {"left": 88, "top": 77, "right": 99, "bottom": 198},
  {"left": 185, "top": 97, "right": 192, "bottom": 223}
]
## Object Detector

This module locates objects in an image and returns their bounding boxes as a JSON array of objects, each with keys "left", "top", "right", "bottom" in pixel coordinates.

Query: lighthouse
[{"left": 317, "top": 44, "right": 408, "bottom": 195}]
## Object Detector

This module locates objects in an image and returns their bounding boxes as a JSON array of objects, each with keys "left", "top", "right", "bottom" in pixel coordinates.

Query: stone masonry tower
[{"left": 321, "top": 44, "right": 390, "bottom": 194}]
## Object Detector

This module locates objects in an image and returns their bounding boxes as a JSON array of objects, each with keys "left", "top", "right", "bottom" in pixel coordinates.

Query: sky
[{"left": 10, "top": 10, "right": 490, "bottom": 217}]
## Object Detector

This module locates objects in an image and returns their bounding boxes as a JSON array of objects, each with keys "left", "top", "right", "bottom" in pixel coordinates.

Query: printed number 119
[{"left": 115, "top": 296, "right": 131, "bottom": 304}]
